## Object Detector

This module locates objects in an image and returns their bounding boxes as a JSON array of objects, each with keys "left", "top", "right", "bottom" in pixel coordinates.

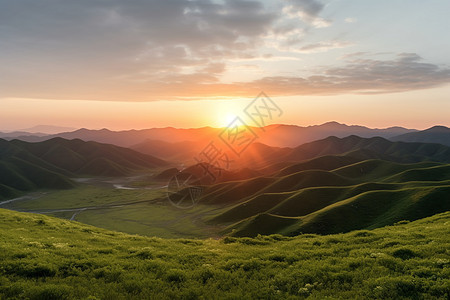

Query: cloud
[
  {"left": 295, "top": 41, "right": 352, "bottom": 53},
  {"left": 124, "top": 53, "right": 450, "bottom": 100},
  {"left": 282, "top": 0, "right": 331, "bottom": 28},
  {"left": 344, "top": 17, "right": 357, "bottom": 23},
  {"left": 0, "top": 0, "right": 278, "bottom": 99},
  {"left": 1, "top": 1, "right": 449, "bottom": 102},
  {"left": 241, "top": 53, "right": 450, "bottom": 96}
]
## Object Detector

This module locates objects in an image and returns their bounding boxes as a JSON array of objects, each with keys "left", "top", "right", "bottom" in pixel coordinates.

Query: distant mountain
[
  {"left": 136, "top": 133, "right": 450, "bottom": 173},
  {"left": 2, "top": 127, "right": 219, "bottom": 148},
  {"left": 233, "top": 135, "right": 450, "bottom": 170},
  {"left": 2, "top": 122, "right": 417, "bottom": 149},
  {"left": 278, "top": 135, "right": 450, "bottom": 165},
  {"left": 131, "top": 139, "right": 201, "bottom": 163},
  {"left": 0, "top": 138, "right": 168, "bottom": 200},
  {"left": 17, "top": 125, "right": 77, "bottom": 134},
  {"left": 257, "top": 122, "right": 416, "bottom": 147},
  {"left": 391, "top": 125, "right": 450, "bottom": 146},
  {"left": 0, "top": 131, "right": 47, "bottom": 139}
]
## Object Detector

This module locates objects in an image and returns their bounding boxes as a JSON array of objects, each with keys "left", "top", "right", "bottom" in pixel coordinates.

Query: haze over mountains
[
  {"left": 2, "top": 122, "right": 449, "bottom": 153},
  {"left": 0, "top": 125, "right": 77, "bottom": 138},
  {"left": 0, "top": 122, "right": 419, "bottom": 147}
]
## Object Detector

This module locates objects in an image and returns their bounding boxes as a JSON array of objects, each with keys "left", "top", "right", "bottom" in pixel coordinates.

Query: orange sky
[{"left": 2, "top": 84, "right": 450, "bottom": 131}]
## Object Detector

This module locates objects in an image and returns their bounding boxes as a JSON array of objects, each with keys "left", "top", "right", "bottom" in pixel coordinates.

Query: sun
[
  {"left": 220, "top": 113, "right": 238, "bottom": 128},
  {"left": 208, "top": 99, "right": 246, "bottom": 128}
]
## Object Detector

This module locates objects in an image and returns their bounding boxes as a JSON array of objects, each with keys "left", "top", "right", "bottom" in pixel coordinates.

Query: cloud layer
[{"left": 1, "top": 0, "right": 449, "bottom": 101}]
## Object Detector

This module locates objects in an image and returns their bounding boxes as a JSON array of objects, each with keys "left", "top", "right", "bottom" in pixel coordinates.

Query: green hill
[
  {"left": 204, "top": 152, "right": 450, "bottom": 236},
  {"left": 0, "top": 208, "right": 448, "bottom": 299},
  {"left": 9, "top": 138, "right": 167, "bottom": 173},
  {"left": 226, "top": 186, "right": 450, "bottom": 237},
  {"left": 0, "top": 138, "right": 168, "bottom": 200}
]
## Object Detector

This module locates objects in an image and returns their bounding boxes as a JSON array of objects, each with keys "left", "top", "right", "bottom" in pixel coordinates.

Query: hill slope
[
  {"left": 201, "top": 146, "right": 450, "bottom": 236},
  {"left": 0, "top": 138, "right": 167, "bottom": 200},
  {"left": 0, "top": 208, "right": 448, "bottom": 299}
]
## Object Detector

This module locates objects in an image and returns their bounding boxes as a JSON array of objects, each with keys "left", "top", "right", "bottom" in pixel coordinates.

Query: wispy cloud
[
  {"left": 296, "top": 41, "right": 352, "bottom": 53},
  {"left": 133, "top": 53, "right": 450, "bottom": 100},
  {"left": 282, "top": 0, "right": 331, "bottom": 28},
  {"left": 239, "top": 53, "right": 450, "bottom": 96}
]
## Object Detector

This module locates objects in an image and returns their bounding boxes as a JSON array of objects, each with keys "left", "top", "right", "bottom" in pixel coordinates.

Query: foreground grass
[{"left": 0, "top": 209, "right": 449, "bottom": 299}]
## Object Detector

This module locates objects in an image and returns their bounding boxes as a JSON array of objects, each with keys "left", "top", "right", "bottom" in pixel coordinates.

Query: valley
[{"left": 1, "top": 135, "right": 449, "bottom": 240}]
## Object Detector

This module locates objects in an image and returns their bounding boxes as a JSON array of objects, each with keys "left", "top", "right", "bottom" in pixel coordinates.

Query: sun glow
[
  {"left": 209, "top": 99, "right": 247, "bottom": 128},
  {"left": 220, "top": 113, "right": 239, "bottom": 128}
]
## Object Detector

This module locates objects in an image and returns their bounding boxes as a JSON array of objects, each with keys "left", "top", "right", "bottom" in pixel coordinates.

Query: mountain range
[
  {"left": 0, "top": 122, "right": 420, "bottom": 148},
  {"left": 2, "top": 123, "right": 449, "bottom": 157},
  {"left": 391, "top": 125, "right": 450, "bottom": 146}
]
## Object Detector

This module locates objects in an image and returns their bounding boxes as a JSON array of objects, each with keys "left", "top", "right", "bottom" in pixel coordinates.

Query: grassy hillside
[
  {"left": 0, "top": 208, "right": 448, "bottom": 299},
  {"left": 9, "top": 138, "right": 167, "bottom": 173},
  {"left": 0, "top": 138, "right": 167, "bottom": 200},
  {"left": 204, "top": 153, "right": 450, "bottom": 236}
]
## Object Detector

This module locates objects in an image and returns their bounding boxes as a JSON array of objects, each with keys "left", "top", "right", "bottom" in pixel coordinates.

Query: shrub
[
  {"left": 197, "top": 268, "right": 215, "bottom": 284},
  {"left": 135, "top": 248, "right": 153, "bottom": 259},
  {"left": 93, "top": 267, "right": 123, "bottom": 282},
  {"left": 353, "top": 231, "right": 375, "bottom": 237},
  {"left": 12, "top": 263, "right": 57, "bottom": 278},
  {"left": 26, "top": 284, "right": 71, "bottom": 300},
  {"left": 165, "top": 269, "right": 186, "bottom": 283},
  {"left": 392, "top": 248, "right": 418, "bottom": 260}
]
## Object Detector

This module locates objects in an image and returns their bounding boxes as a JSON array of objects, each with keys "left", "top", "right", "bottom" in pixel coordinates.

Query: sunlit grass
[{"left": 0, "top": 208, "right": 448, "bottom": 299}]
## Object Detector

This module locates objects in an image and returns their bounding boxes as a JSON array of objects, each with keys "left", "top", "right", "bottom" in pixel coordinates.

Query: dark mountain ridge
[
  {"left": 391, "top": 125, "right": 450, "bottom": 146},
  {"left": 0, "top": 138, "right": 167, "bottom": 200}
]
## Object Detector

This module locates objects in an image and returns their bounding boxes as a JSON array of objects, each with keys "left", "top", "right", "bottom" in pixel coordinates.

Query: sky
[{"left": 1, "top": 0, "right": 449, "bottom": 131}]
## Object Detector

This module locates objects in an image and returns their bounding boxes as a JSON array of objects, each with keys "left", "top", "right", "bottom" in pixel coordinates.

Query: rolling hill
[
  {"left": 0, "top": 138, "right": 167, "bottom": 200},
  {"left": 193, "top": 136, "right": 450, "bottom": 237}
]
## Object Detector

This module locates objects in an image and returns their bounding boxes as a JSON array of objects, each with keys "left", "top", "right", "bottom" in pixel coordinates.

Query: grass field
[
  {"left": 1, "top": 181, "right": 227, "bottom": 239},
  {"left": 0, "top": 208, "right": 449, "bottom": 299}
]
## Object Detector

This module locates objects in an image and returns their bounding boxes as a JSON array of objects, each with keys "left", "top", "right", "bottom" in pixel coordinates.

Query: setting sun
[{"left": 220, "top": 113, "right": 238, "bottom": 128}]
